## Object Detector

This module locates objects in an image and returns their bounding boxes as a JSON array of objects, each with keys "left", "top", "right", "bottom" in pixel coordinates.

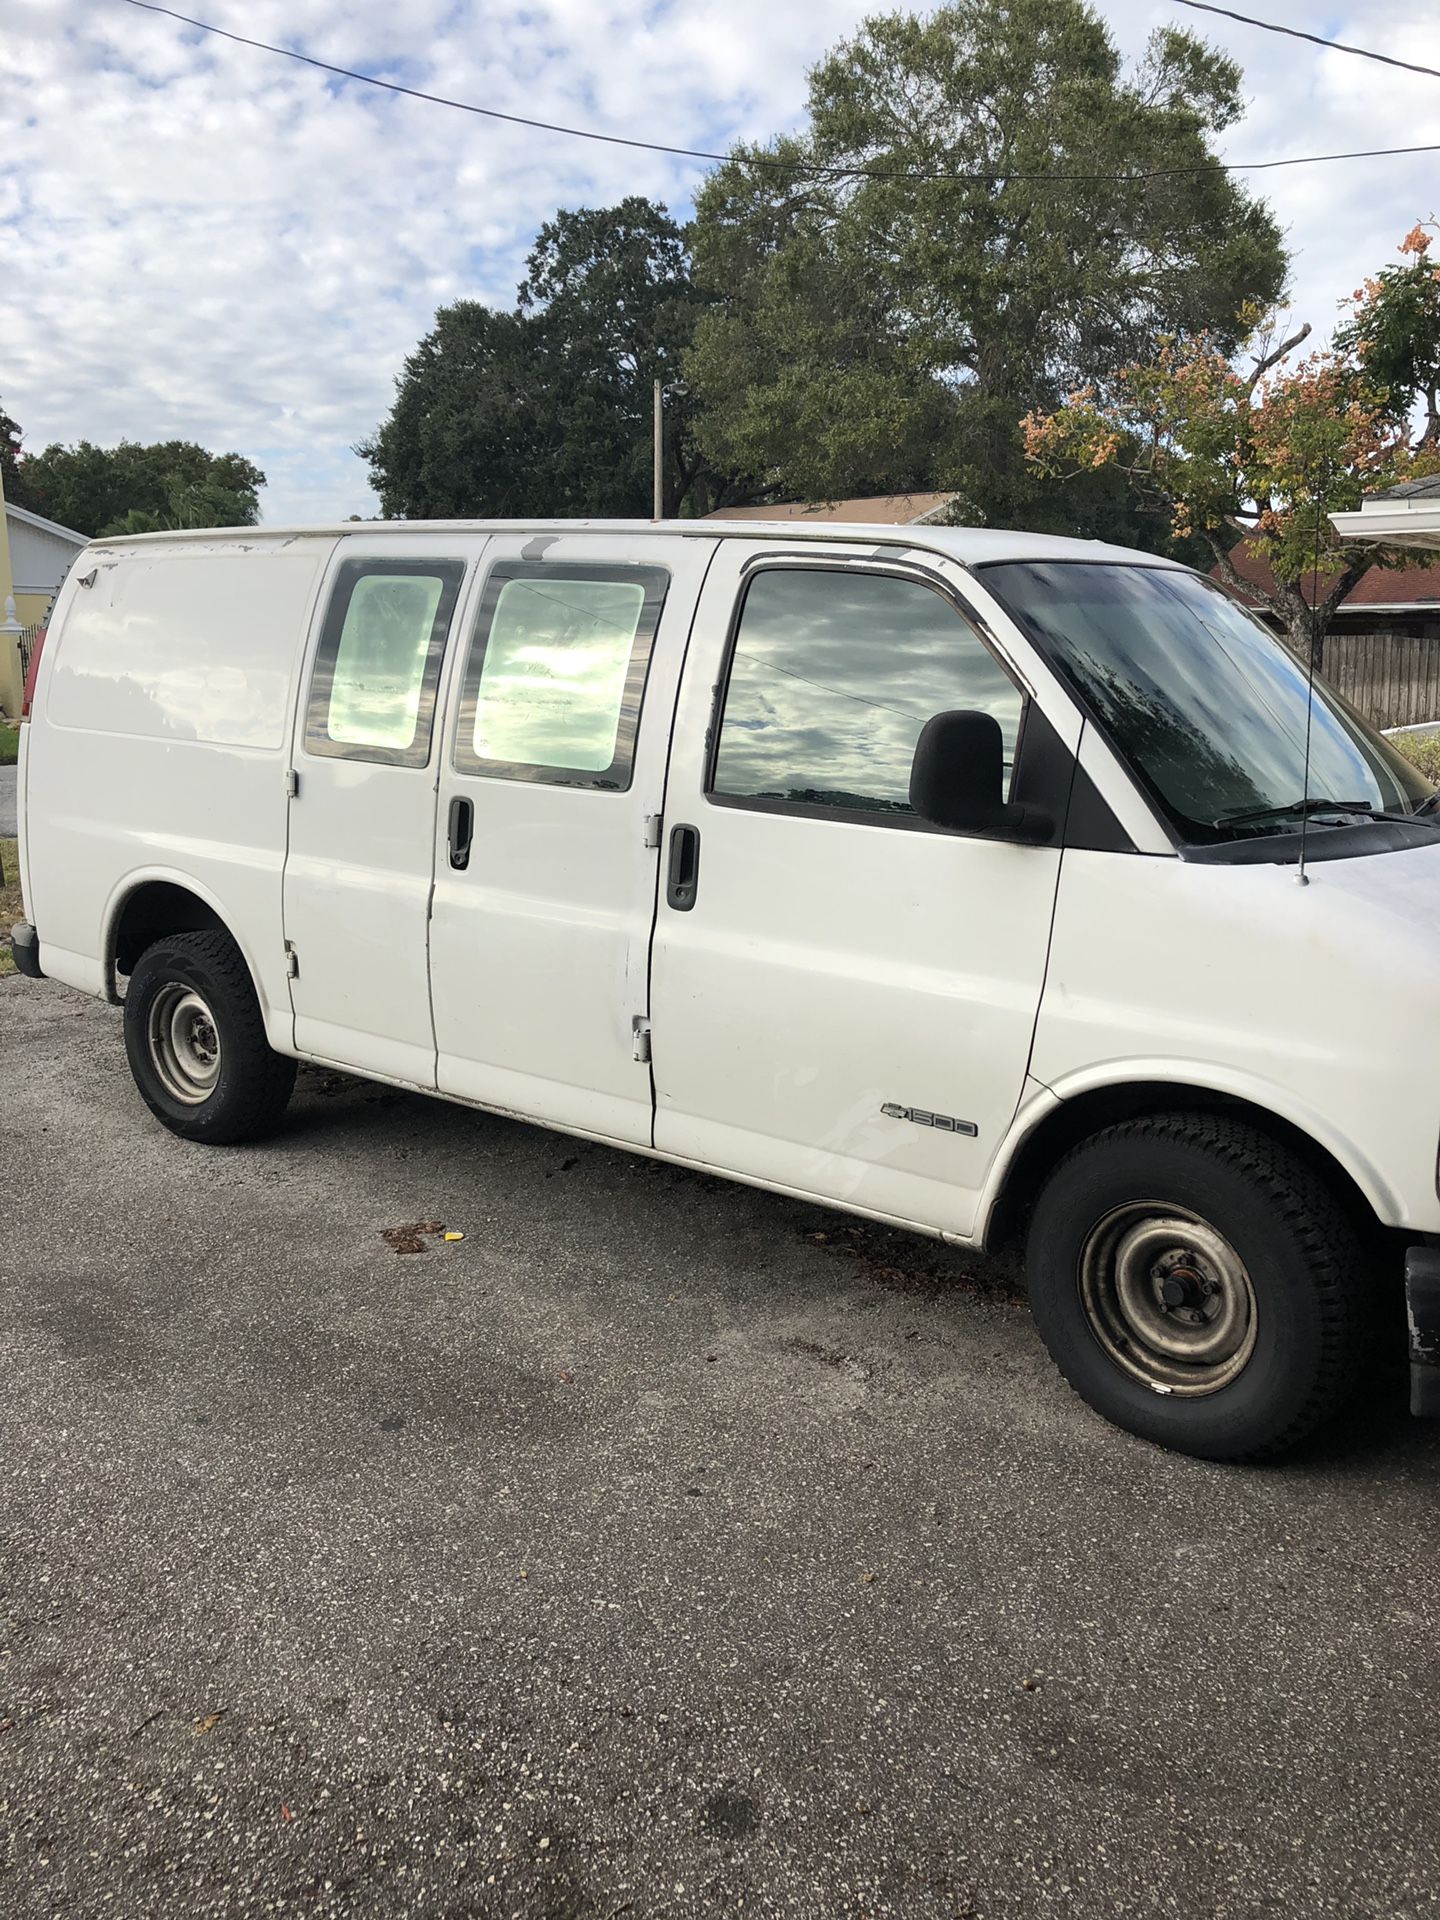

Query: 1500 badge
[{"left": 881, "top": 1103, "right": 977, "bottom": 1138}]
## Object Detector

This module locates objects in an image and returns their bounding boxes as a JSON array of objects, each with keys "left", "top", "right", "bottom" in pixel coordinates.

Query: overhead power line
[
  {"left": 1174, "top": 2, "right": 1440, "bottom": 84},
  {"left": 121, "top": 0, "right": 1440, "bottom": 183}
]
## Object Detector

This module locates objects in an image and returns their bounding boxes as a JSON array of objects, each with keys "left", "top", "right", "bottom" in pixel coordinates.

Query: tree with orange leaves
[{"left": 1023, "top": 227, "right": 1440, "bottom": 661}]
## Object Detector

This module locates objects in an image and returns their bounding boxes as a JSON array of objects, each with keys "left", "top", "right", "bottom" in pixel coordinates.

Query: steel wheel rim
[
  {"left": 146, "top": 983, "right": 222, "bottom": 1105},
  {"left": 1078, "top": 1202, "right": 1257, "bottom": 1397}
]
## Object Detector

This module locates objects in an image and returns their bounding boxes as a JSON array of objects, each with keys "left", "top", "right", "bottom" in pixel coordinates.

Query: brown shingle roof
[{"left": 1216, "top": 538, "right": 1440, "bottom": 610}]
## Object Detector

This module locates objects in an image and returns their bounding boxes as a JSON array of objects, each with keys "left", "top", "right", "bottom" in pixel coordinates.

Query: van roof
[{"left": 89, "top": 518, "right": 1187, "bottom": 572}]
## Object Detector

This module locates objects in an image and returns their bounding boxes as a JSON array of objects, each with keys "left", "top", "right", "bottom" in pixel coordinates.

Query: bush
[{"left": 1390, "top": 729, "right": 1440, "bottom": 783}]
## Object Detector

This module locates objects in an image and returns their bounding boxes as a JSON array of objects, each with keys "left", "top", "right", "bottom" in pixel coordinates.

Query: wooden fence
[{"left": 1317, "top": 629, "right": 1440, "bottom": 732}]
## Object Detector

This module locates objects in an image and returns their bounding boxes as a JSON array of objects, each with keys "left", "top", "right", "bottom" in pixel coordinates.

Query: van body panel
[
  {"left": 283, "top": 533, "right": 486, "bottom": 1084},
  {"left": 1032, "top": 845, "right": 1440, "bottom": 1232},
  {"left": 429, "top": 532, "right": 718, "bottom": 1144},
  {"left": 647, "top": 539, "right": 1078, "bottom": 1240},
  {"left": 23, "top": 539, "right": 329, "bottom": 1022}
]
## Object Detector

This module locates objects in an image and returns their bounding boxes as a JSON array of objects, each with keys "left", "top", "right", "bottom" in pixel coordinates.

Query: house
[
  {"left": 0, "top": 469, "right": 87, "bottom": 719},
  {"left": 4, "top": 495, "right": 88, "bottom": 631},
  {"left": 1221, "top": 511, "right": 1440, "bottom": 730},
  {"left": 1331, "top": 474, "right": 1440, "bottom": 555},
  {"left": 1215, "top": 537, "right": 1440, "bottom": 645},
  {"left": 703, "top": 491, "right": 959, "bottom": 526}
]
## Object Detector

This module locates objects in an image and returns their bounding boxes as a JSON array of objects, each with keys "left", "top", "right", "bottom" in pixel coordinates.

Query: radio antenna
[{"left": 1295, "top": 468, "right": 1329, "bottom": 888}]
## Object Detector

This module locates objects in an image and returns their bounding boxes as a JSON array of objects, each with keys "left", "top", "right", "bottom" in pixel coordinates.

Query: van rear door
[
  {"left": 647, "top": 542, "right": 1071, "bottom": 1240},
  {"left": 284, "top": 535, "right": 481, "bottom": 1084},
  {"left": 428, "top": 531, "right": 717, "bottom": 1146}
]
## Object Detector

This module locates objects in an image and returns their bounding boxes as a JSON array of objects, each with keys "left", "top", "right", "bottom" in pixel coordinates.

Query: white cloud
[{"left": 3, "top": 0, "right": 1437, "bottom": 523}]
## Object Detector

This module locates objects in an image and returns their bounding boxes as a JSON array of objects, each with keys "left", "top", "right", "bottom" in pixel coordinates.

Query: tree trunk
[{"left": 1282, "top": 612, "right": 1326, "bottom": 674}]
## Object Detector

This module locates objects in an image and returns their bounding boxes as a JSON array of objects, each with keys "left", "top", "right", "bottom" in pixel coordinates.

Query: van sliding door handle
[
  {"left": 666, "top": 823, "right": 700, "bottom": 911},
  {"left": 448, "top": 796, "right": 474, "bottom": 871}
]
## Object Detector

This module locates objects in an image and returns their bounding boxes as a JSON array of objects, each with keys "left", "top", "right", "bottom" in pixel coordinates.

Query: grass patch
[
  {"left": 0, "top": 724, "right": 17, "bottom": 766},
  {"left": 0, "top": 840, "right": 21, "bottom": 978}
]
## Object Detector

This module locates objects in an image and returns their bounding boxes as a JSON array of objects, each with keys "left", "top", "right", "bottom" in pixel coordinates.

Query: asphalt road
[
  {"left": 1, "top": 765, "right": 16, "bottom": 838},
  {"left": 5, "top": 977, "right": 1440, "bottom": 1920}
]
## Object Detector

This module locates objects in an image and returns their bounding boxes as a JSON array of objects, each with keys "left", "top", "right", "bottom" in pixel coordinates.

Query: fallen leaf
[
  {"left": 193, "top": 1708, "right": 227, "bottom": 1736},
  {"left": 380, "top": 1221, "right": 446, "bottom": 1256},
  {"left": 281, "top": 1804, "right": 293, "bottom": 1822},
  {"left": 860, "top": 1572, "right": 876, "bottom": 1585},
  {"left": 558, "top": 1369, "right": 575, "bottom": 1384}
]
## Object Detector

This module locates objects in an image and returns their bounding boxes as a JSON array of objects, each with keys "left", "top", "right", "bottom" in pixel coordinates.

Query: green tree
[
  {"left": 360, "top": 197, "right": 747, "bottom": 519},
  {"left": 1023, "top": 232, "right": 1440, "bottom": 659},
  {"left": 1334, "top": 221, "right": 1440, "bottom": 451},
  {"left": 0, "top": 399, "right": 37, "bottom": 513},
  {"left": 20, "top": 440, "right": 265, "bottom": 539},
  {"left": 686, "top": 0, "right": 1287, "bottom": 534}
]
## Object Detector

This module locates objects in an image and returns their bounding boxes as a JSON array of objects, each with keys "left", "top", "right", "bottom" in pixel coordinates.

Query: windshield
[{"left": 983, "top": 561, "right": 1436, "bottom": 843}]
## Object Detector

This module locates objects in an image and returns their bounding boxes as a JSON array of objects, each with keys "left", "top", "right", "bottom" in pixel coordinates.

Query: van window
[
  {"left": 710, "top": 567, "right": 1024, "bottom": 821},
  {"left": 454, "top": 563, "right": 669, "bottom": 790},
  {"left": 305, "top": 558, "right": 465, "bottom": 766}
]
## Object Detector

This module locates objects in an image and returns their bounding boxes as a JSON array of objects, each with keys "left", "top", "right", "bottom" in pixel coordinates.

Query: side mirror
[{"left": 909, "top": 710, "right": 1053, "bottom": 842}]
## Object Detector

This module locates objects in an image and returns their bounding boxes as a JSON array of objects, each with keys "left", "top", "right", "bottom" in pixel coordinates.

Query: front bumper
[
  {"left": 1405, "top": 1246, "right": 1440, "bottom": 1417},
  {"left": 9, "top": 921, "right": 43, "bottom": 980}
]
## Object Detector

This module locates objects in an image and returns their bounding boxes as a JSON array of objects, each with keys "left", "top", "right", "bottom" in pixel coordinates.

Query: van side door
[
  {"left": 284, "top": 535, "right": 482, "bottom": 1084},
  {"left": 429, "top": 531, "right": 718, "bottom": 1146},
  {"left": 648, "top": 543, "right": 1075, "bottom": 1240}
]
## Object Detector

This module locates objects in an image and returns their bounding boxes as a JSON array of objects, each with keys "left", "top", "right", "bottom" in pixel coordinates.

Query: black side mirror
[{"left": 909, "top": 710, "right": 1053, "bottom": 842}]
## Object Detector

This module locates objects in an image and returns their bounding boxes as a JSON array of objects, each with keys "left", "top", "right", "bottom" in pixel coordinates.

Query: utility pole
[{"left": 652, "top": 379, "right": 664, "bottom": 520}]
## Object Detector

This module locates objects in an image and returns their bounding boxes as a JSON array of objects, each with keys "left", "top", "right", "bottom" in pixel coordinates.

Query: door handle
[
  {"left": 666, "top": 823, "right": 700, "bottom": 911},
  {"left": 448, "top": 795, "right": 474, "bottom": 871}
]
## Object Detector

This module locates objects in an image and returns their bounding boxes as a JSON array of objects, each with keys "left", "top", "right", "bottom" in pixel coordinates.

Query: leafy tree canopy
[
  {"left": 20, "top": 439, "right": 265, "bottom": 539},
  {"left": 1023, "top": 228, "right": 1440, "bottom": 655},
  {"left": 1334, "top": 221, "right": 1440, "bottom": 452},
  {"left": 686, "top": 0, "right": 1287, "bottom": 537},
  {"left": 361, "top": 198, "right": 747, "bottom": 519},
  {"left": 0, "top": 399, "right": 37, "bottom": 514}
]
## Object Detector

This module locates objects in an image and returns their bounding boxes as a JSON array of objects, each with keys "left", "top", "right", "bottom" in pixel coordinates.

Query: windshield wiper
[{"left": 1215, "top": 797, "right": 1382, "bottom": 829}]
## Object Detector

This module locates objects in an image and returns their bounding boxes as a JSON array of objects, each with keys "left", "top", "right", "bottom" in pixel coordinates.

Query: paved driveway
[
  {"left": 5, "top": 977, "right": 1440, "bottom": 1920},
  {"left": 0, "top": 764, "right": 16, "bottom": 838}
]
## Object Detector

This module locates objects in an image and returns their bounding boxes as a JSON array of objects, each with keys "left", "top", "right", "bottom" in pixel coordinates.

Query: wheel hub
[
  {"left": 146, "top": 983, "right": 223, "bottom": 1105},
  {"left": 1079, "top": 1203, "right": 1258, "bottom": 1397}
]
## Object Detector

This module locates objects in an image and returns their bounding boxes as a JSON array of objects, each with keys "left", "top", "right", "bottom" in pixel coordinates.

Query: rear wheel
[
  {"left": 123, "top": 929, "right": 296, "bottom": 1143},
  {"left": 1026, "top": 1114, "right": 1374, "bottom": 1460}
]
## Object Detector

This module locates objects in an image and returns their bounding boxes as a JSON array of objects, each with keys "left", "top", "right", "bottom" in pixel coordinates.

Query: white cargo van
[{"left": 13, "top": 518, "right": 1440, "bottom": 1459}]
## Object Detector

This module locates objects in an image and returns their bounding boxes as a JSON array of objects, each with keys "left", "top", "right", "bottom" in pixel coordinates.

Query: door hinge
[
  {"left": 284, "top": 941, "right": 299, "bottom": 979},
  {"left": 285, "top": 768, "right": 300, "bottom": 798},
  {"left": 643, "top": 813, "right": 663, "bottom": 850},
  {"left": 631, "top": 1016, "right": 652, "bottom": 1064}
]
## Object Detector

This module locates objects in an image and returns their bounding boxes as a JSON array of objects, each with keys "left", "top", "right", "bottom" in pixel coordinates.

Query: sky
[{"left": 4, "top": 0, "right": 1439, "bottom": 525}]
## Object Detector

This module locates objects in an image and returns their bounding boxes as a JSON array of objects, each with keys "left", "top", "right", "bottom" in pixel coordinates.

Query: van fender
[
  {"left": 99, "top": 865, "right": 291, "bottom": 1054},
  {"left": 976, "top": 1057, "right": 1404, "bottom": 1243}
]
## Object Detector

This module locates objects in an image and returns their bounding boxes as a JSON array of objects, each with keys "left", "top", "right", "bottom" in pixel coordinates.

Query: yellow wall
[{"left": 14, "top": 592, "right": 49, "bottom": 628}]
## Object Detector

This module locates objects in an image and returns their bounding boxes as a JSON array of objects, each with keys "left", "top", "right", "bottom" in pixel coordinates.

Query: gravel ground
[{"left": 4, "top": 976, "right": 1440, "bottom": 1920}]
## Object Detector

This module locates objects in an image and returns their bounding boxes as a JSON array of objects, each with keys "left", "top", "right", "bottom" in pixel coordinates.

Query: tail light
[{"left": 20, "top": 627, "right": 46, "bottom": 721}]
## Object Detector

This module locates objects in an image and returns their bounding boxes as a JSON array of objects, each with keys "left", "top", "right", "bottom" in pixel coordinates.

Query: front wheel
[
  {"left": 123, "top": 929, "right": 296, "bottom": 1144},
  {"left": 1026, "top": 1114, "right": 1375, "bottom": 1460}
]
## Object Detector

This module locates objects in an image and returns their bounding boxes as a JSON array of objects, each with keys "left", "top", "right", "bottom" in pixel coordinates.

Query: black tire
[
  {"left": 1026, "top": 1114, "right": 1375, "bottom": 1461},
  {"left": 123, "top": 929, "right": 297, "bottom": 1144}
]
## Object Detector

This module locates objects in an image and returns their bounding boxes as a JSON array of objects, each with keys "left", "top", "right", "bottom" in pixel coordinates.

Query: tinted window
[
  {"left": 454, "top": 563, "right": 668, "bottom": 789},
  {"left": 306, "top": 558, "right": 465, "bottom": 766},
  {"left": 711, "top": 568, "right": 1023, "bottom": 818},
  {"left": 984, "top": 562, "right": 1434, "bottom": 842}
]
